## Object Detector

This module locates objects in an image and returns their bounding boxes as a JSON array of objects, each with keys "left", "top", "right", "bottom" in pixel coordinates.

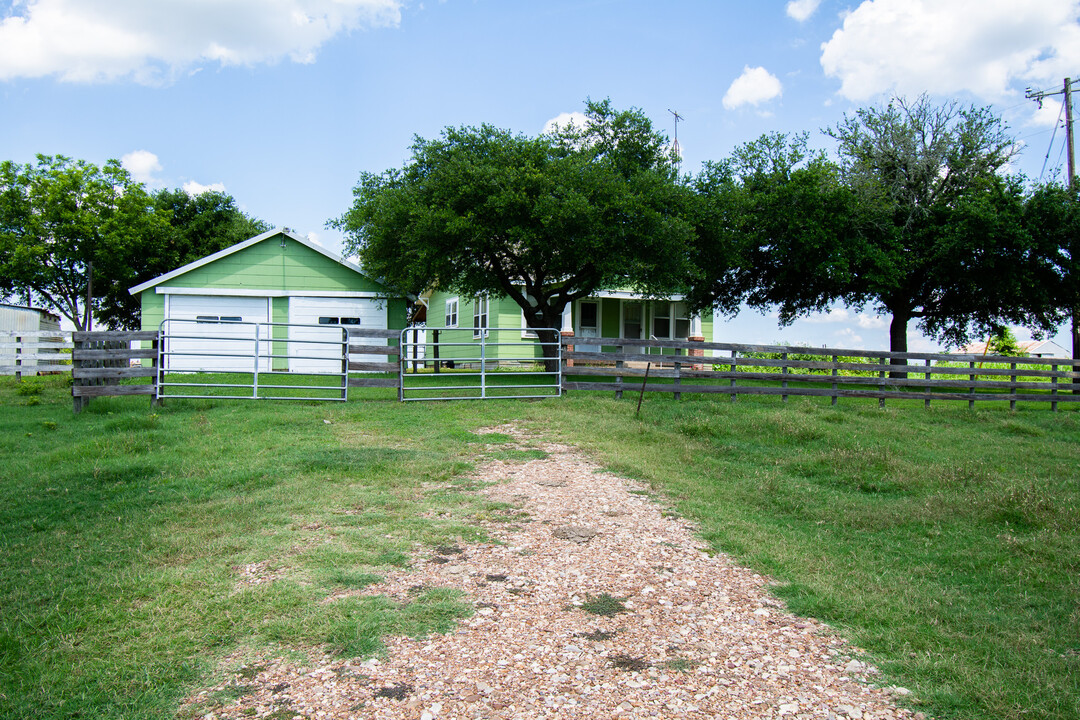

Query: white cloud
[
  {"left": 306, "top": 231, "right": 325, "bottom": 247},
  {"left": 120, "top": 150, "right": 162, "bottom": 185},
  {"left": 542, "top": 111, "right": 588, "bottom": 135},
  {"left": 183, "top": 180, "right": 227, "bottom": 196},
  {"left": 722, "top": 66, "right": 782, "bottom": 109},
  {"left": 833, "top": 327, "right": 864, "bottom": 347},
  {"left": 0, "top": 0, "right": 403, "bottom": 84},
  {"left": 786, "top": 0, "right": 821, "bottom": 22},
  {"left": 820, "top": 0, "right": 1080, "bottom": 102}
]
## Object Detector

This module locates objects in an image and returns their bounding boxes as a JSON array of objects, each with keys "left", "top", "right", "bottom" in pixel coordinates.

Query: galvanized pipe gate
[{"left": 398, "top": 327, "right": 562, "bottom": 401}]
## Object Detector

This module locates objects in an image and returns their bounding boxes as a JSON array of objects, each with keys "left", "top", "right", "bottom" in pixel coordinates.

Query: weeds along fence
[
  {"left": 0, "top": 330, "right": 73, "bottom": 377},
  {"left": 561, "top": 337, "right": 1080, "bottom": 410},
  {"left": 71, "top": 331, "right": 160, "bottom": 413}
]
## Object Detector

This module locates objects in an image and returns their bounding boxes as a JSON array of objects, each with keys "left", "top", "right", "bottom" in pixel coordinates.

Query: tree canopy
[
  {"left": 331, "top": 99, "right": 695, "bottom": 363},
  {"left": 0, "top": 155, "right": 166, "bottom": 330},
  {"left": 823, "top": 96, "right": 1059, "bottom": 353},
  {"left": 0, "top": 154, "right": 269, "bottom": 331},
  {"left": 96, "top": 188, "right": 270, "bottom": 330},
  {"left": 686, "top": 133, "right": 863, "bottom": 324}
]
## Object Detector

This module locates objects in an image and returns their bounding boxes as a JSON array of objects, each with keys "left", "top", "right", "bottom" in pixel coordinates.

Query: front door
[
  {"left": 578, "top": 300, "right": 600, "bottom": 353},
  {"left": 622, "top": 301, "right": 643, "bottom": 342}
]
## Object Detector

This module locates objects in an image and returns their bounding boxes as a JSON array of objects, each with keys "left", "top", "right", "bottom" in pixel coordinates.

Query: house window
[
  {"left": 473, "top": 296, "right": 489, "bottom": 338},
  {"left": 652, "top": 304, "right": 670, "bottom": 339},
  {"left": 521, "top": 311, "right": 538, "bottom": 338},
  {"left": 673, "top": 302, "right": 690, "bottom": 340},
  {"left": 318, "top": 316, "right": 361, "bottom": 326},
  {"left": 445, "top": 298, "right": 458, "bottom": 328},
  {"left": 196, "top": 315, "right": 243, "bottom": 323},
  {"left": 622, "top": 302, "right": 642, "bottom": 339}
]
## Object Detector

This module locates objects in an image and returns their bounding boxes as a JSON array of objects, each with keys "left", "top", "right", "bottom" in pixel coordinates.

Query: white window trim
[
  {"left": 521, "top": 310, "right": 538, "bottom": 338},
  {"left": 445, "top": 297, "right": 459, "bottom": 328},
  {"left": 576, "top": 299, "right": 600, "bottom": 337},
  {"left": 473, "top": 296, "right": 489, "bottom": 339}
]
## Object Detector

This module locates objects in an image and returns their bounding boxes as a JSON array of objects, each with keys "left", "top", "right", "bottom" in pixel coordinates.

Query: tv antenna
[{"left": 668, "top": 108, "right": 683, "bottom": 162}]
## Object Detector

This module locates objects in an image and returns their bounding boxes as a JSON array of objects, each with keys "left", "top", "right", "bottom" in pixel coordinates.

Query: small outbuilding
[{"left": 129, "top": 228, "right": 408, "bottom": 371}]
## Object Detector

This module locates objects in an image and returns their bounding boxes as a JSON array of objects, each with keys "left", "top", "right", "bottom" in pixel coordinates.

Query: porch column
[
  {"left": 688, "top": 313, "right": 705, "bottom": 370},
  {"left": 561, "top": 304, "right": 574, "bottom": 367}
]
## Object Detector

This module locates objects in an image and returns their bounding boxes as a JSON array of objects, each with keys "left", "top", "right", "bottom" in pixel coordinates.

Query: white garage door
[
  {"left": 288, "top": 297, "right": 387, "bottom": 373},
  {"left": 164, "top": 295, "right": 270, "bottom": 372}
]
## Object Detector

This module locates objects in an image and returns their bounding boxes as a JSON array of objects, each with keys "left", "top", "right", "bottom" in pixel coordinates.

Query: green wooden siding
[
  {"left": 153, "top": 237, "right": 387, "bottom": 294},
  {"left": 421, "top": 291, "right": 714, "bottom": 367},
  {"left": 136, "top": 233, "right": 408, "bottom": 366}
]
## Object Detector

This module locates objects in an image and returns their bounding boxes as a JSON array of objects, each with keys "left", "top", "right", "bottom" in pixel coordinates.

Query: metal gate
[
  {"left": 399, "top": 326, "right": 562, "bottom": 401},
  {"left": 158, "top": 318, "right": 349, "bottom": 401}
]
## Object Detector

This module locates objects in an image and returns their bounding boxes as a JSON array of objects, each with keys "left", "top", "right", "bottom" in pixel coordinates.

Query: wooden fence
[
  {"left": 561, "top": 337, "right": 1080, "bottom": 410},
  {"left": 0, "top": 330, "right": 72, "bottom": 377},
  {"left": 345, "top": 328, "right": 401, "bottom": 392},
  {"left": 71, "top": 331, "right": 160, "bottom": 413},
  {"left": 68, "top": 329, "right": 401, "bottom": 410}
]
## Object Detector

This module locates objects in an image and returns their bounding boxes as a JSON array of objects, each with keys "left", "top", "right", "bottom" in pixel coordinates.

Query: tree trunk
[
  {"left": 535, "top": 328, "right": 561, "bottom": 374},
  {"left": 889, "top": 310, "right": 909, "bottom": 379}
]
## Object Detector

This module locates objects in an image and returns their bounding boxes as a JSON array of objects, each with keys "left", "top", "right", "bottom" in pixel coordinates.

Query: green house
[
  {"left": 129, "top": 228, "right": 408, "bottom": 372},
  {"left": 422, "top": 289, "right": 714, "bottom": 365}
]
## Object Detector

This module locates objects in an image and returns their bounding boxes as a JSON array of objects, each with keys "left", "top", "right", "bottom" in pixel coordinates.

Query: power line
[{"left": 1039, "top": 96, "right": 1066, "bottom": 182}]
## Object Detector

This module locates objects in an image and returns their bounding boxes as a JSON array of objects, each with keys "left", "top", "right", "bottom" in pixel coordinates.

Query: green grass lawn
[{"left": 1, "top": 376, "right": 1077, "bottom": 720}]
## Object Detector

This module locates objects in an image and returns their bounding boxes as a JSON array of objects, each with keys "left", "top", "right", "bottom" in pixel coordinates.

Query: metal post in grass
[
  {"left": 729, "top": 349, "right": 737, "bottom": 402},
  {"left": 14, "top": 335, "right": 21, "bottom": 380},
  {"left": 480, "top": 330, "right": 487, "bottom": 400},
  {"left": 151, "top": 333, "right": 163, "bottom": 408},
  {"left": 924, "top": 358, "right": 931, "bottom": 409},
  {"left": 252, "top": 323, "right": 260, "bottom": 399},
  {"left": 636, "top": 362, "right": 651, "bottom": 416},
  {"left": 1010, "top": 361, "right": 1017, "bottom": 411},
  {"left": 341, "top": 328, "right": 348, "bottom": 401},
  {"left": 878, "top": 357, "right": 887, "bottom": 408},
  {"left": 781, "top": 351, "right": 788, "bottom": 403},
  {"left": 969, "top": 360, "right": 976, "bottom": 410},
  {"left": 831, "top": 354, "right": 838, "bottom": 406},
  {"left": 433, "top": 329, "right": 440, "bottom": 373}
]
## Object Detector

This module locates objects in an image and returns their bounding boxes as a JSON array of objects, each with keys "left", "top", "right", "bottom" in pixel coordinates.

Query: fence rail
[
  {"left": 561, "top": 336, "right": 1080, "bottom": 410},
  {"left": 0, "top": 330, "right": 73, "bottom": 376}
]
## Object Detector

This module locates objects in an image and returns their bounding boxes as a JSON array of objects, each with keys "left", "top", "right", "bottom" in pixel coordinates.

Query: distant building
[
  {"left": 960, "top": 339, "right": 1069, "bottom": 358},
  {"left": 0, "top": 304, "right": 64, "bottom": 375}
]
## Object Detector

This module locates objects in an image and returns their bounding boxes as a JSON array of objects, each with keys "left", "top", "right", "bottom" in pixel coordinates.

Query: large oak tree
[
  {"left": 0, "top": 155, "right": 166, "bottom": 330},
  {"left": 330, "top": 99, "right": 696, "bottom": 367},
  {"left": 825, "top": 96, "right": 1058, "bottom": 355}
]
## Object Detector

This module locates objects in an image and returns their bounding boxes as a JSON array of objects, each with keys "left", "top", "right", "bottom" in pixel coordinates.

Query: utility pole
[{"left": 1026, "top": 78, "right": 1078, "bottom": 376}]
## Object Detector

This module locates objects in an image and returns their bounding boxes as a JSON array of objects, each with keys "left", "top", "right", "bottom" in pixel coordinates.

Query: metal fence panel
[
  {"left": 399, "top": 326, "right": 561, "bottom": 401},
  {"left": 158, "top": 319, "right": 349, "bottom": 401}
]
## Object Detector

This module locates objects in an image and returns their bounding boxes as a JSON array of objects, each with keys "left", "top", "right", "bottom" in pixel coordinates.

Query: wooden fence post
[
  {"left": 781, "top": 352, "right": 789, "bottom": 403},
  {"left": 1009, "top": 361, "right": 1017, "bottom": 411},
  {"left": 729, "top": 349, "right": 737, "bottom": 402},
  {"left": 151, "top": 334, "right": 162, "bottom": 408},
  {"left": 969, "top": 361, "right": 976, "bottom": 410},
  {"left": 615, "top": 344, "right": 624, "bottom": 400},
  {"left": 1051, "top": 360, "right": 1058, "bottom": 412},
  {"left": 831, "top": 354, "right": 838, "bottom": 406},
  {"left": 673, "top": 347, "right": 682, "bottom": 401},
  {"left": 924, "top": 358, "right": 931, "bottom": 409},
  {"left": 878, "top": 357, "right": 887, "bottom": 408}
]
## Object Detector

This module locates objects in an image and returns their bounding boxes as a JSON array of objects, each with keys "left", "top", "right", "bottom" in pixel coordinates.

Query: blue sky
[{"left": 2, "top": 0, "right": 1078, "bottom": 350}]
